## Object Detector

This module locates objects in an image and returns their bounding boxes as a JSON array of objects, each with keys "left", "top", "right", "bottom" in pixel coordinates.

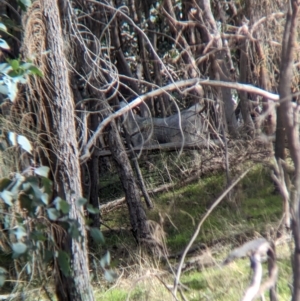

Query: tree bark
[
  {"left": 108, "top": 120, "right": 151, "bottom": 243},
  {"left": 35, "top": 0, "right": 94, "bottom": 300},
  {"left": 275, "top": 2, "right": 300, "bottom": 301}
]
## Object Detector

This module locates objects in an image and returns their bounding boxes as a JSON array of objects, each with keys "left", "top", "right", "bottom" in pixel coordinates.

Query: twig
[{"left": 173, "top": 168, "right": 252, "bottom": 297}]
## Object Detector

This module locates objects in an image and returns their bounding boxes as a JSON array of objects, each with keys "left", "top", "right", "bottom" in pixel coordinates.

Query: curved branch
[{"left": 80, "top": 79, "right": 278, "bottom": 161}]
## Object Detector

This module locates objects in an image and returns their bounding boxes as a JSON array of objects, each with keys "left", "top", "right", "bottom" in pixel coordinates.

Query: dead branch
[
  {"left": 80, "top": 79, "right": 279, "bottom": 161},
  {"left": 173, "top": 168, "right": 252, "bottom": 298},
  {"left": 224, "top": 238, "right": 278, "bottom": 301}
]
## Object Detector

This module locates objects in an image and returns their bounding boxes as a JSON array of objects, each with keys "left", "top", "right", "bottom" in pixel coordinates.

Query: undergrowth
[{"left": 99, "top": 164, "right": 288, "bottom": 300}]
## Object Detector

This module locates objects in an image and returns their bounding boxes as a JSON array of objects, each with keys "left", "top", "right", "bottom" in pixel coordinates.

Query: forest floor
[{"left": 96, "top": 164, "right": 292, "bottom": 301}]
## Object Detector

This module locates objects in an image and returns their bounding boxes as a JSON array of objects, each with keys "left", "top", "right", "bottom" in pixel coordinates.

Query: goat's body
[{"left": 121, "top": 102, "right": 209, "bottom": 147}]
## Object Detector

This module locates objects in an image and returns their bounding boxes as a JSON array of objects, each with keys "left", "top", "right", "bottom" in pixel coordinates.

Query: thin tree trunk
[
  {"left": 108, "top": 120, "right": 151, "bottom": 243},
  {"left": 275, "top": 2, "right": 300, "bottom": 300},
  {"left": 239, "top": 39, "right": 255, "bottom": 136}
]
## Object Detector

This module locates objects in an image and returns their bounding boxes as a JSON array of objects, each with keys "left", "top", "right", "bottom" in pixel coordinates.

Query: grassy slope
[{"left": 97, "top": 165, "right": 292, "bottom": 300}]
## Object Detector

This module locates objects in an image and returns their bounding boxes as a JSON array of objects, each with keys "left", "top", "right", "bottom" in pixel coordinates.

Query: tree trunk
[
  {"left": 27, "top": 0, "right": 94, "bottom": 300},
  {"left": 108, "top": 120, "right": 151, "bottom": 243},
  {"left": 275, "top": 2, "right": 300, "bottom": 300}
]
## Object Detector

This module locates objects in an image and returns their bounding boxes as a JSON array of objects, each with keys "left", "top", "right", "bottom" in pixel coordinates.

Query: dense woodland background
[{"left": 0, "top": 0, "right": 300, "bottom": 300}]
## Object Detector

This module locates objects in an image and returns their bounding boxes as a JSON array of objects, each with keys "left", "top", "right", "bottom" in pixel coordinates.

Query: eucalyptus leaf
[
  {"left": 0, "top": 83, "right": 8, "bottom": 95},
  {"left": 30, "top": 230, "right": 46, "bottom": 242},
  {"left": 100, "top": 251, "right": 111, "bottom": 268},
  {"left": 17, "top": 0, "right": 32, "bottom": 11},
  {"left": 47, "top": 208, "right": 60, "bottom": 221},
  {"left": 4, "top": 76, "right": 18, "bottom": 102},
  {"left": 28, "top": 182, "right": 43, "bottom": 204},
  {"left": 104, "top": 269, "right": 118, "bottom": 283},
  {"left": 57, "top": 250, "right": 70, "bottom": 277},
  {"left": 0, "top": 274, "right": 5, "bottom": 287},
  {"left": 54, "top": 197, "right": 70, "bottom": 214},
  {"left": 68, "top": 221, "right": 80, "bottom": 241},
  {"left": 28, "top": 65, "right": 43, "bottom": 77},
  {"left": 0, "top": 23, "right": 7, "bottom": 32},
  {"left": 0, "top": 178, "right": 12, "bottom": 192},
  {"left": 0, "top": 267, "right": 7, "bottom": 287},
  {"left": 12, "top": 242, "right": 27, "bottom": 254},
  {"left": 86, "top": 204, "right": 99, "bottom": 214},
  {"left": 19, "top": 193, "right": 32, "bottom": 212},
  {"left": 34, "top": 166, "right": 50, "bottom": 178},
  {"left": 10, "top": 60, "right": 19, "bottom": 71},
  {"left": 0, "top": 39, "right": 10, "bottom": 50},
  {"left": 26, "top": 263, "right": 31, "bottom": 275},
  {"left": 43, "top": 250, "right": 53, "bottom": 263},
  {"left": 41, "top": 177, "right": 53, "bottom": 194},
  {"left": 76, "top": 197, "right": 87, "bottom": 207},
  {"left": 41, "top": 193, "right": 49, "bottom": 205},
  {"left": 17, "top": 135, "right": 32, "bottom": 154},
  {"left": 0, "top": 63, "right": 11, "bottom": 73},
  {"left": 4, "top": 215, "right": 10, "bottom": 229},
  {"left": 8, "top": 132, "right": 17, "bottom": 146},
  {"left": 90, "top": 227, "right": 105, "bottom": 244},
  {"left": 0, "top": 190, "right": 14, "bottom": 206},
  {"left": 13, "top": 226, "right": 27, "bottom": 240}
]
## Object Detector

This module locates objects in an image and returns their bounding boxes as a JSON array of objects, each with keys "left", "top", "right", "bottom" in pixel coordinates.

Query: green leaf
[
  {"left": 68, "top": 221, "right": 80, "bottom": 241},
  {"left": 86, "top": 204, "right": 99, "bottom": 214},
  {"left": 0, "top": 190, "right": 14, "bottom": 206},
  {"left": 59, "top": 200, "right": 70, "bottom": 214},
  {"left": 12, "top": 242, "right": 27, "bottom": 254},
  {"left": 10, "top": 60, "right": 19, "bottom": 71},
  {"left": 54, "top": 197, "right": 70, "bottom": 214},
  {"left": 76, "top": 197, "right": 87, "bottom": 207},
  {"left": 57, "top": 250, "right": 70, "bottom": 277},
  {"left": 17, "top": 0, "right": 32, "bottom": 11},
  {"left": 28, "top": 65, "right": 43, "bottom": 77},
  {"left": 24, "top": 176, "right": 39, "bottom": 186},
  {"left": 100, "top": 251, "right": 111, "bottom": 268},
  {"left": 104, "top": 269, "right": 118, "bottom": 283},
  {"left": 43, "top": 250, "right": 53, "bottom": 264},
  {"left": 41, "top": 177, "right": 53, "bottom": 194},
  {"left": 47, "top": 208, "right": 60, "bottom": 221},
  {"left": 30, "top": 230, "right": 46, "bottom": 242},
  {"left": 34, "top": 166, "right": 50, "bottom": 178},
  {"left": 0, "top": 178, "right": 12, "bottom": 192},
  {"left": 28, "top": 182, "right": 43, "bottom": 205},
  {"left": 0, "top": 39, "right": 10, "bottom": 50},
  {"left": 10, "top": 173, "right": 25, "bottom": 195},
  {"left": 19, "top": 193, "right": 33, "bottom": 212},
  {"left": 90, "top": 227, "right": 105, "bottom": 244},
  {"left": 41, "top": 193, "right": 49, "bottom": 205}
]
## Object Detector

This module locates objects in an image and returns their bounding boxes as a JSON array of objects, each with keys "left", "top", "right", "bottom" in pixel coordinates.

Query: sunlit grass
[{"left": 100, "top": 164, "right": 290, "bottom": 300}]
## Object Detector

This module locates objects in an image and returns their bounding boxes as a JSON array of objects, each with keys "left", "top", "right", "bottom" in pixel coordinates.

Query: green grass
[{"left": 100, "top": 164, "right": 291, "bottom": 300}]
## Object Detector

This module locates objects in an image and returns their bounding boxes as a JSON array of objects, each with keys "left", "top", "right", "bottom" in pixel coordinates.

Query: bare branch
[
  {"left": 80, "top": 79, "right": 278, "bottom": 161},
  {"left": 173, "top": 168, "right": 252, "bottom": 298}
]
